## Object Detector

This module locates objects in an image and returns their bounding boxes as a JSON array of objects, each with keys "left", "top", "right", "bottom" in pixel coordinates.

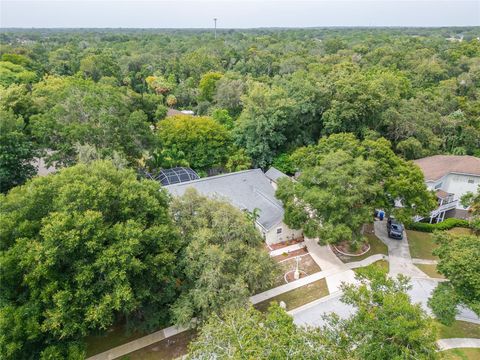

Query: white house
[
  {"left": 165, "top": 167, "right": 302, "bottom": 245},
  {"left": 414, "top": 155, "right": 480, "bottom": 222}
]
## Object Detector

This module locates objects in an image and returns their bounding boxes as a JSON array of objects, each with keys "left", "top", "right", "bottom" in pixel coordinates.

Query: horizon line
[{"left": 1, "top": 25, "right": 479, "bottom": 30}]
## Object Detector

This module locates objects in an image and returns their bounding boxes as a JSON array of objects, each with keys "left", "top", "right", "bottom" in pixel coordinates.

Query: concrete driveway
[{"left": 374, "top": 220, "right": 427, "bottom": 277}]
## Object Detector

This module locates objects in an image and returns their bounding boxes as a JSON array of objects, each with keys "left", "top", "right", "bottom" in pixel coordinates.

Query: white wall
[
  {"left": 263, "top": 221, "right": 303, "bottom": 245},
  {"left": 430, "top": 173, "right": 480, "bottom": 209}
]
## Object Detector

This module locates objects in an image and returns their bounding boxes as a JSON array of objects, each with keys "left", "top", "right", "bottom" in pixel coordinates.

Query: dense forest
[
  {"left": 1, "top": 27, "right": 480, "bottom": 190},
  {"left": 1, "top": 28, "right": 479, "bottom": 359}
]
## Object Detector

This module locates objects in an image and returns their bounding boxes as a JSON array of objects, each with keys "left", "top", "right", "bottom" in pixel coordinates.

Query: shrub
[{"left": 407, "top": 218, "right": 469, "bottom": 232}]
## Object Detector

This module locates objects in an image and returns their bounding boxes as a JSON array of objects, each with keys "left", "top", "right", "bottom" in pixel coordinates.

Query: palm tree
[{"left": 245, "top": 208, "right": 261, "bottom": 227}]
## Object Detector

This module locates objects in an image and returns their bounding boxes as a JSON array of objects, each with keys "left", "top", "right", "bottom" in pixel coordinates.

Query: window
[
  {"left": 434, "top": 182, "right": 443, "bottom": 189},
  {"left": 468, "top": 179, "right": 475, "bottom": 184},
  {"left": 276, "top": 227, "right": 283, "bottom": 234}
]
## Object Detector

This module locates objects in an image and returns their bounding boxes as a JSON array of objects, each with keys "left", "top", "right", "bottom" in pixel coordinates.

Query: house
[
  {"left": 165, "top": 167, "right": 302, "bottom": 244},
  {"left": 414, "top": 155, "right": 480, "bottom": 222},
  {"left": 166, "top": 108, "right": 195, "bottom": 117},
  {"left": 264, "top": 166, "right": 288, "bottom": 190}
]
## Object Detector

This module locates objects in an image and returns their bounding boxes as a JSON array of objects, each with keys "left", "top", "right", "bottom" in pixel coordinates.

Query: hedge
[{"left": 407, "top": 218, "right": 470, "bottom": 233}]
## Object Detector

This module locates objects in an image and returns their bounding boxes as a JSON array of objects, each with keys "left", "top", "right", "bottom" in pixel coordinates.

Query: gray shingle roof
[
  {"left": 165, "top": 169, "right": 284, "bottom": 231},
  {"left": 265, "top": 167, "right": 288, "bottom": 183}
]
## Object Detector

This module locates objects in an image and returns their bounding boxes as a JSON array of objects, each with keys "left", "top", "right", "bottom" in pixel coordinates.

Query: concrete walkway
[
  {"left": 269, "top": 242, "right": 305, "bottom": 257},
  {"left": 87, "top": 324, "right": 189, "bottom": 360},
  {"left": 374, "top": 220, "right": 427, "bottom": 278},
  {"left": 250, "top": 267, "right": 336, "bottom": 304},
  {"left": 437, "top": 338, "right": 480, "bottom": 350},
  {"left": 345, "top": 254, "right": 388, "bottom": 269},
  {"left": 304, "top": 237, "right": 358, "bottom": 292}
]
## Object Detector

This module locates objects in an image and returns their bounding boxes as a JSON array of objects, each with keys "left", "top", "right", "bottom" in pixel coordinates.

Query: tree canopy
[
  {"left": 29, "top": 76, "right": 154, "bottom": 167},
  {"left": 0, "top": 107, "right": 37, "bottom": 193},
  {"left": 276, "top": 133, "right": 436, "bottom": 245},
  {"left": 156, "top": 115, "right": 233, "bottom": 173},
  {"left": 169, "top": 189, "right": 278, "bottom": 326},
  {"left": 0, "top": 161, "right": 181, "bottom": 359},
  {"left": 188, "top": 268, "right": 439, "bottom": 359},
  {"left": 431, "top": 231, "right": 480, "bottom": 316}
]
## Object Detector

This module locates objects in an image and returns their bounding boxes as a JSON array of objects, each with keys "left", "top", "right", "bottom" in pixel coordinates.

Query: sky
[{"left": 1, "top": 0, "right": 479, "bottom": 28}]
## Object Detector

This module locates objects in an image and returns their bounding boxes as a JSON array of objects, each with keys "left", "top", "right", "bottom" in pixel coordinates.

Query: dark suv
[{"left": 387, "top": 218, "right": 404, "bottom": 240}]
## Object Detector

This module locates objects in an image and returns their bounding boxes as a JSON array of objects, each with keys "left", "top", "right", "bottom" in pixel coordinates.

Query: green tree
[
  {"left": 225, "top": 148, "right": 252, "bottom": 172},
  {"left": 155, "top": 104, "right": 168, "bottom": 120},
  {"left": 30, "top": 76, "right": 153, "bottom": 167},
  {"left": 198, "top": 71, "right": 223, "bottom": 102},
  {"left": 432, "top": 231, "right": 480, "bottom": 315},
  {"left": 188, "top": 304, "right": 334, "bottom": 359},
  {"left": 0, "top": 161, "right": 181, "bottom": 359},
  {"left": 428, "top": 282, "right": 459, "bottom": 326},
  {"left": 189, "top": 269, "right": 439, "bottom": 360},
  {"left": 396, "top": 137, "right": 426, "bottom": 160},
  {"left": 234, "top": 82, "right": 296, "bottom": 168},
  {"left": 170, "top": 189, "right": 278, "bottom": 326},
  {"left": 0, "top": 108, "right": 37, "bottom": 193},
  {"left": 79, "top": 53, "right": 120, "bottom": 82},
  {"left": 48, "top": 47, "right": 79, "bottom": 76},
  {"left": 323, "top": 268, "right": 438, "bottom": 360},
  {"left": 0, "top": 60, "right": 37, "bottom": 87},
  {"left": 277, "top": 134, "right": 436, "bottom": 245},
  {"left": 213, "top": 77, "right": 246, "bottom": 116},
  {"left": 461, "top": 186, "right": 480, "bottom": 233},
  {"left": 211, "top": 108, "right": 234, "bottom": 129},
  {"left": 157, "top": 115, "right": 232, "bottom": 172}
]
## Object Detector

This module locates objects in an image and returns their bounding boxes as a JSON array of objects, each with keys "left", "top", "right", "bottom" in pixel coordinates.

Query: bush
[{"left": 407, "top": 218, "right": 470, "bottom": 232}]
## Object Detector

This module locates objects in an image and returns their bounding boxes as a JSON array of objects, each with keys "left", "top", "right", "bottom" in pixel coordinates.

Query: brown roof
[{"left": 414, "top": 155, "right": 480, "bottom": 181}]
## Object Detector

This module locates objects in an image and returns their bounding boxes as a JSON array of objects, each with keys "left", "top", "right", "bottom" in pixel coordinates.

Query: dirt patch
[
  {"left": 333, "top": 241, "right": 370, "bottom": 256},
  {"left": 274, "top": 254, "right": 321, "bottom": 285},
  {"left": 267, "top": 236, "right": 304, "bottom": 251},
  {"left": 272, "top": 247, "right": 308, "bottom": 262}
]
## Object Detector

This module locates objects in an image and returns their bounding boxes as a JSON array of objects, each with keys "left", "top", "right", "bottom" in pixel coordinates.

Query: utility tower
[{"left": 213, "top": 18, "right": 217, "bottom": 39}]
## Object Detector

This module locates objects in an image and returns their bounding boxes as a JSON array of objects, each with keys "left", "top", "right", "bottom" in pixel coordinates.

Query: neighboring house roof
[
  {"left": 414, "top": 155, "right": 480, "bottom": 181},
  {"left": 165, "top": 169, "right": 284, "bottom": 231},
  {"left": 166, "top": 108, "right": 195, "bottom": 117},
  {"left": 265, "top": 167, "right": 288, "bottom": 183},
  {"left": 166, "top": 108, "right": 183, "bottom": 117}
]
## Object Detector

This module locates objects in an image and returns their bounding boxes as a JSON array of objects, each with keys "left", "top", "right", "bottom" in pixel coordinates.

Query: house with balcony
[{"left": 414, "top": 155, "right": 480, "bottom": 223}]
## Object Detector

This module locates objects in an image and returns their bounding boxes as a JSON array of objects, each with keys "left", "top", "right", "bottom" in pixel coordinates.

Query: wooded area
[{"left": 1, "top": 27, "right": 479, "bottom": 359}]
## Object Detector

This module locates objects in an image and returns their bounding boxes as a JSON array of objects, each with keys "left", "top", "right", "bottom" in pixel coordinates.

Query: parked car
[{"left": 387, "top": 217, "right": 404, "bottom": 240}]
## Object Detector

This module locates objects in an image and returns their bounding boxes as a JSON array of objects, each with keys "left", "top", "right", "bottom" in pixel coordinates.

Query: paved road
[
  {"left": 374, "top": 220, "right": 427, "bottom": 277},
  {"left": 291, "top": 277, "right": 480, "bottom": 327}
]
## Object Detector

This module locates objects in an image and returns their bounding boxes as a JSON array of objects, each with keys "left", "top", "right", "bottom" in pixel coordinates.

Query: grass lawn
[
  {"left": 447, "top": 227, "right": 472, "bottom": 236},
  {"left": 337, "top": 234, "right": 388, "bottom": 263},
  {"left": 441, "top": 348, "right": 480, "bottom": 360},
  {"left": 354, "top": 260, "right": 389, "bottom": 275},
  {"left": 124, "top": 329, "right": 197, "bottom": 360},
  {"left": 437, "top": 320, "right": 480, "bottom": 339},
  {"left": 415, "top": 263, "right": 445, "bottom": 279},
  {"left": 408, "top": 227, "right": 471, "bottom": 261},
  {"left": 255, "top": 278, "right": 329, "bottom": 312},
  {"left": 406, "top": 230, "right": 438, "bottom": 260},
  {"left": 85, "top": 325, "right": 152, "bottom": 357}
]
